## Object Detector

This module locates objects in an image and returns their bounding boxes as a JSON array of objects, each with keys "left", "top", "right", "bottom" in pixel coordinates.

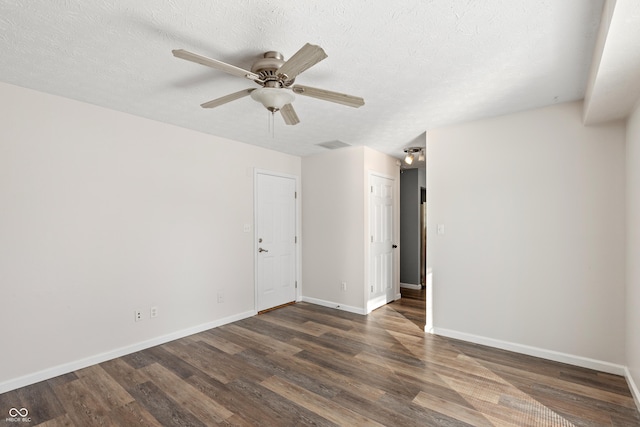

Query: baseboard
[
  {"left": 301, "top": 296, "right": 366, "bottom": 315},
  {"left": 432, "top": 327, "right": 627, "bottom": 376},
  {"left": 0, "top": 310, "right": 255, "bottom": 395},
  {"left": 400, "top": 282, "right": 422, "bottom": 290},
  {"left": 625, "top": 367, "right": 640, "bottom": 412},
  {"left": 366, "top": 295, "right": 388, "bottom": 313}
]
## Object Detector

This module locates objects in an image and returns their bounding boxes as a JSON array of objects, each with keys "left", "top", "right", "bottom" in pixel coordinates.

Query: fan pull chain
[{"left": 270, "top": 111, "right": 275, "bottom": 138}]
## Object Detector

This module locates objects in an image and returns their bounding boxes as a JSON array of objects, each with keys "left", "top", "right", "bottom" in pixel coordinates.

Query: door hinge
[
  {"left": 295, "top": 281, "right": 298, "bottom": 289},
  {"left": 371, "top": 235, "right": 374, "bottom": 243},
  {"left": 371, "top": 285, "right": 374, "bottom": 292},
  {"left": 294, "top": 191, "right": 297, "bottom": 199},
  {"left": 371, "top": 186, "right": 374, "bottom": 193},
  {"left": 295, "top": 236, "right": 297, "bottom": 244}
]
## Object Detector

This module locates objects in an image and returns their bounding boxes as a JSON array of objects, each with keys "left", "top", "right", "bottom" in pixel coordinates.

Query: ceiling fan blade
[
  {"left": 280, "top": 103, "right": 300, "bottom": 125},
  {"left": 200, "top": 88, "right": 255, "bottom": 109},
  {"left": 277, "top": 43, "right": 327, "bottom": 80},
  {"left": 291, "top": 85, "right": 365, "bottom": 108},
  {"left": 172, "top": 49, "right": 261, "bottom": 81}
]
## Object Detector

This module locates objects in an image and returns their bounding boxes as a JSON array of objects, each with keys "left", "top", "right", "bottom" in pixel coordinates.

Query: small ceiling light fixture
[
  {"left": 250, "top": 87, "right": 295, "bottom": 112},
  {"left": 404, "top": 147, "right": 424, "bottom": 165}
]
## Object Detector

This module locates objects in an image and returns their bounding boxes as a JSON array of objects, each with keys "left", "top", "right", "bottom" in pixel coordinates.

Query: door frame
[{"left": 253, "top": 169, "right": 301, "bottom": 313}]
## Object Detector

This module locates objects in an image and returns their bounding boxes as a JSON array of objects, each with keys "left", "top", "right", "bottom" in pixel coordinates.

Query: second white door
[{"left": 369, "top": 173, "right": 395, "bottom": 311}]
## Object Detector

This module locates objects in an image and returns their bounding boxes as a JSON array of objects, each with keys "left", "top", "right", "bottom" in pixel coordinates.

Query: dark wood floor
[{"left": 2, "top": 295, "right": 639, "bottom": 426}]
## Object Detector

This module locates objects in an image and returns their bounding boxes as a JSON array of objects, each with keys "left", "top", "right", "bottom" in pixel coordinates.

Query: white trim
[
  {"left": 366, "top": 294, "right": 388, "bottom": 313},
  {"left": 432, "top": 327, "right": 627, "bottom": 376},
  {"left": 394, "top": 292, "right": 402, "bottom": 300},
  {"left": 625, "top": 367, "right": 640, "bottom": 412},
  {"left": 0, "top": 310, "right": 255, "bottom": 395},
  {"left": 400, "top": 282, "right": 422, "bottom": 290},
  {"left": 368, "top": 170, "right": 396, "bottom": 181},
  {"left": 301, "top": 296, "right": 366, "bottom": 315},
  {"left": 424, "top": 270, "right": 433, "bottom": 333}
]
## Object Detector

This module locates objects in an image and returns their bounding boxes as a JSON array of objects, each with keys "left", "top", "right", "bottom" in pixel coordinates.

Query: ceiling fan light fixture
[
  {"left": 404, "top": 147, "right": 424, "bottom": 165},
  {"left": 404, "top": 153, "right": 414, "bottom": 165},
  {"left": 250, "top": 87, "right": 295, "bottom": 112}
]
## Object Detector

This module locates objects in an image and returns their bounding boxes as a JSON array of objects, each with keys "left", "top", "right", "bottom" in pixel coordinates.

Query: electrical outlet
[
  {"left": 341, "top": 281, "right": 347, "bottom": 291},
  {"left": 150, "top": 306, "right": 158, "bottom": 318},
  {"left": 217, "top": 292, "right": 224, "bottom": 303},
  {"left": 134, "top": 309, "right": 143, "bottom": 322}
]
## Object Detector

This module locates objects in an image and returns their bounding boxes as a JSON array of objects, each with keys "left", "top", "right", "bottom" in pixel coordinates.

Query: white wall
[
  {"left": 302, "top": 147, "right": 365, "bottom": 311},
  {"left": 627, "top": 102, "right": 640, "bottom": 401},
  {"left": 427, "top": 101, "right": 626, "bottom": 368},
  {"left": 0, "top": 82, "right": 301, "bottom": 391},
  {"left": 301, "top": 146, "right": 399, "bottom": 313}
]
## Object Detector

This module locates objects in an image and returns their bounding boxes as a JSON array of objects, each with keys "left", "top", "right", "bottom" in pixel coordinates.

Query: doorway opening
[{"left": 399, "top": 167, "right": 427, "bottom": 327}]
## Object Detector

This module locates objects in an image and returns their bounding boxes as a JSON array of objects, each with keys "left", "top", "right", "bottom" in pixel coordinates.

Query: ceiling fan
[{"left": 172, "top": 43, "right": 364, "bottom": 125}]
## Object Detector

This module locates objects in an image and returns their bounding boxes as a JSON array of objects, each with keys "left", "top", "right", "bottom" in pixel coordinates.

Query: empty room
[{"left": 1, "top": 1, "right": 640, "bottom": 425}]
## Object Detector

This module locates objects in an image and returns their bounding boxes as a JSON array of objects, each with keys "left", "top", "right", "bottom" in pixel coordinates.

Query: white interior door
[
  {"left": 369, "top": 173, "right": 395, "bottom": 312},
  {"left": 255, "top": 172, "right": 297, "bottom": 312}
]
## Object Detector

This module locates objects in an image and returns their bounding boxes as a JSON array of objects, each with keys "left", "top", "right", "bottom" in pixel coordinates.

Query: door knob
[
  {"left": 392, "top": 244, "right": 398, "bottom": 249},
  {"left": 258, "top": 248, "right": 269, "bottom": 253}
]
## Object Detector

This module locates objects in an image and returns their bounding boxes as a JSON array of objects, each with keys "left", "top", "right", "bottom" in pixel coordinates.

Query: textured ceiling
[{"left": 0, "top": 1, "right": 608, "bottom": 159}]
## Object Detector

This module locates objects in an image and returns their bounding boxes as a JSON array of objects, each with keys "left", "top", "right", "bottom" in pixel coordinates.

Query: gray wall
[{"left": 400, "top": 168, "right": 424, "bottom": 284}]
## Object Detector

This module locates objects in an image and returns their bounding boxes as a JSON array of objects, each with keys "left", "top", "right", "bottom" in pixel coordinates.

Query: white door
[
  {"left": 255, "top": 172, "right": 297, "bottom": 312},
  {"left": 369, "top": 173, "right": 395, "bottom": 312}
]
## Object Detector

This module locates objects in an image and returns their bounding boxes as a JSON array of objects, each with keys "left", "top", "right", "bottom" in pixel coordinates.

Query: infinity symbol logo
[{"left": 8, "top": 407, "right": 28, "bottom": 417}]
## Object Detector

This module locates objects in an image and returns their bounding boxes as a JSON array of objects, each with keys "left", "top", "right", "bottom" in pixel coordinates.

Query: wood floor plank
[
  {"left": 267, "top": 347, "right": 386, "bottom": 402},
  {"left": 144, "top": 345, "right": 208, "bottom": 380},
  {"left": 185, "top": 374, "right": 287, "bottom": 426},
  {"left": 235, "top": 348, "right": 341, "bottom": 399},
  {"left": 105, "top": 401, "right": 164, "bottom": 427},
  {"left": 127, "top": 381, "right": 207, "bottom": 427},
  {"left": 13, "top": 380, "right": 65, "bottom": 425},
  {"left": 260, "top": 375, "right": 385, "bottom": 427},
  {"left": 162, "top": 339, "right": 257, "bottom": 385},
  {"left": 377, "top": 391, "right": 475, "bottom": 426},
  {"left": 75, "top": 365, "right": 134, "bottom": 410},
  {"left": 259, "top": 313, "right": 336, "bottom": 338},
  {"left": 36, "top": 413, "right": 76, "bottom": 427},
  {"left": 141, "top": 363, "right": 234, "bottom": 424},
  {"left": 223, "top": 323, "right": 303, "bottom": 356},
  {"left": 412, "top": 390, "right": 494, "bottom": 427},
  {"left": 54, "top": 378, "right": 113, "bottom": 426},
  {"left": 192, "top": 330, "right": 246, "bottom": 355},
  {"left": 100, "top": 357, "right": 150, "bottom": 387},
  {"left": 2, "top": 293, "right": 639, "bottom": 426},
  {"left": 331, "top": 388, "right": 426, "bottom": 427},
  {"left": 226, "top": 377, "right": 338, "bottom": 427}
]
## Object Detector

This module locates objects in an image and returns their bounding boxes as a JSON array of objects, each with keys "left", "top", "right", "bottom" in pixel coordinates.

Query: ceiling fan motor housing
[{"left": 251, "top": 51, "right": 294, "bottom": 87}]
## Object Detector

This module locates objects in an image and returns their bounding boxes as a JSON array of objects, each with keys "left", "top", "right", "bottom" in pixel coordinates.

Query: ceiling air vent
[{"left": 316, "top": 140, "right": 350, "bottom": 150}]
